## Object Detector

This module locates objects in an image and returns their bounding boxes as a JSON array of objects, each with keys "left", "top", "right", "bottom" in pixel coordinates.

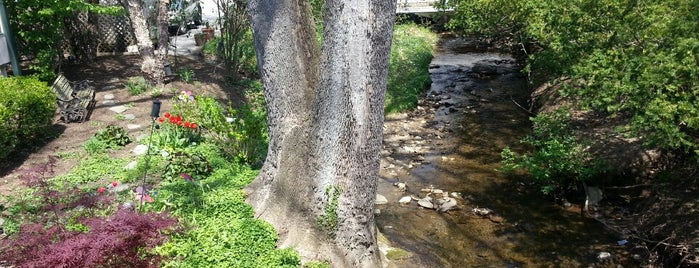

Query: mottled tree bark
[
  {"left": 245, "top": 0, "right": 396, "bottom": 267},
  {"left": 123, "top": 0, "right": 168, "bottom": 84}
]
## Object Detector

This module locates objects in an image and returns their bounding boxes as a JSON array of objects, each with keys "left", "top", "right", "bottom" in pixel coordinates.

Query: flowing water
[{"left": 376, "top": 36, "right": 629, "bottom": 267}]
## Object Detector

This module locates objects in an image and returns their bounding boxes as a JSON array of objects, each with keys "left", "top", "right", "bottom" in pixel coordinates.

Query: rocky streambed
[{"left": 375, "top": 36, "right": 634, "bottom": 267}]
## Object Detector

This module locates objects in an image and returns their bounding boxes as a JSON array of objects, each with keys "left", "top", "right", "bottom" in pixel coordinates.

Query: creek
[{"left": 375, "top": 35, "right": 629, "bottom": 267}]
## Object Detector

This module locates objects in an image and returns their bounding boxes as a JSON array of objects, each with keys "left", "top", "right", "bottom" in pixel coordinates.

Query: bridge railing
[{"left": 396, "top": 0, "right": 452, "bottom": 14}]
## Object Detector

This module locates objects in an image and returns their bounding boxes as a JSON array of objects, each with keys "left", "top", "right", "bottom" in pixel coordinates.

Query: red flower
[
  {"left": 158, "top": 117, "right": 165, "bottom": 123},
  {"left": 190, "top": 123, "right": 197, "bottom": 129},
  {"left": 112, "top": 181, "right": 118, "bottom": 187},
  {"left": 175, "top": 115, "right": 182, "bottom": 122},
  {"left": 184, "top": 122, "right": 191, "bottom": 128},
  {"left": 164, "top": 112, "right": 171, "bottom": 118},
  {"left": 169, "top": 118, "right": 177, "bottom": 124},
  {"left": 97, "top": 187, "right": 105, "bottom": 193}
]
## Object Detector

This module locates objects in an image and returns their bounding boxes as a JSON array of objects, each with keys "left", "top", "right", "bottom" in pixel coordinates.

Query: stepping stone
[
  {"left": 135, "top": 133, "right": 150, "bottom": 141},
  {"left": 124, "top": 160, "right": 138, "bottom": 170},
  {"left": 110, "top": 183, "right": 130, "bottom": 193},
  {"left": 123, "top": 114, "right": 136, "bottom": 120},
  {"left": 375, "top": 194, "right": 388, "bottom": 205},
  {"left": 109, "top": 105, "right": 128, "bottom": 113},
  {"left": 102, "top": 100, "right": 116, "bottom": 105},
  {"left": 132, "top": 144, "right": 149, "bottom": 155},
  {"left": 108, "top": 77, "right": 120, "bottom": 83},
  {"left": 127, "top": 124, "right": 141, "bottom": 130},
  {"left": 104, "top": 93, "right": 115, "bottom": 100}
]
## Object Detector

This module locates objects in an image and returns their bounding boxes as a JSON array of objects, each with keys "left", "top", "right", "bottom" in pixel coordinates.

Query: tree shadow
[{"left": 0, "top": 123, "right": 67, "bottom": 177}]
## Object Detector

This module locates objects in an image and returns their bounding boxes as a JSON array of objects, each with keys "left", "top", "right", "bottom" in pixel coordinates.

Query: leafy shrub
[
  {"left": 385, "top": 23, "right": 437, "bottom": 113},
  {"left": 178, "top": 68, "right": 195, "bottom": 83},
  {"left": 94, "top": 124, "right": 132, "bottom": 147},
  {"left": 0, "top": 76, "right": 57, "bottom": 160},
  {"left": 1, "top": 210, "right": 177, "bottom": 267},
  {"left": 163, "top": 150, "right": 212, "bottom": 181},
  {"left": 125, "top": 76, "right": 149, "bottom": 95},
  {"left": 171, "top": 90, "right": 268, "bottom": 165},
  {"left": 202, "top": 25, "right": 258, "bottom": 76},
  {"left": 501, "top": 108, "right": 607, "bottom": 194}
]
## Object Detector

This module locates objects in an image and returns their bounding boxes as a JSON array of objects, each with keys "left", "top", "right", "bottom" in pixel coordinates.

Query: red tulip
[
  {"left": 190, "top": 123, "right": 197, "bottom": 129},
  {"left": 97, "top": 187, "right": 105, "bottom": 193},
  {"left": 164, "top": 112, "right": 171, "bottom": 118},
  {"left": 158, "top": 117, "right": 165, "bottom": 123},
  {"left": 112, "top": 181, "right": 118, "bottom": 187}
]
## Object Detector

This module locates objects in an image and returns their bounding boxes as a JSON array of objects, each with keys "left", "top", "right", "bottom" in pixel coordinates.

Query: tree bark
[
  {"left": 246, "top": 0, "right": 396, "bottom": 267},
  {"left": 123, "top": 0, "right": 167, "bottom": 84}
]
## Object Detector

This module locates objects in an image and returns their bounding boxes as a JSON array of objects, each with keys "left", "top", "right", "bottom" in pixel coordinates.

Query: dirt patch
[{"left": 0, "top": 54, "right": 240, "bottom": 198}]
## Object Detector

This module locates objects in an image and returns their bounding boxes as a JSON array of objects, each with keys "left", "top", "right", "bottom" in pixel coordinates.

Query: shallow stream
[{"left": 375, "top": 36, "right": 629, "bottom": 267}]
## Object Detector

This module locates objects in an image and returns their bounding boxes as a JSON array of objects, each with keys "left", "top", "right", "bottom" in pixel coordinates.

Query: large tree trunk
[
  {"left": 123, "top": 0, "right": 167, "bottom": 84},
  {"left": 245, "top": 0, "right": 396, "bottom": 267}
]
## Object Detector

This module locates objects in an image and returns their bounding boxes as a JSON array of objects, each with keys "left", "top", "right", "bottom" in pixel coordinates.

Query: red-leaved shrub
[{"left": 1, "top": 210, "right": 177, "bottom": 267}]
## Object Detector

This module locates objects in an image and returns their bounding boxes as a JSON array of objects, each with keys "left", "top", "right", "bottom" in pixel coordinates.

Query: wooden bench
[{"left": 51, "top": 74, "right": 95, "bottom": 123}]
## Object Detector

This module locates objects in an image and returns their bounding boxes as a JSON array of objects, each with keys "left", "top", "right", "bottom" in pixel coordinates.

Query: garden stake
[{"left": 139, "top": 100, "right": 161, "bottom": 211}]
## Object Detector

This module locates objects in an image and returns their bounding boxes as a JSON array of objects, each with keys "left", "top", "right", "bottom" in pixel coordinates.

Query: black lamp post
[{"left": 139, "top": 100, "right": 161, "bottom": 210}]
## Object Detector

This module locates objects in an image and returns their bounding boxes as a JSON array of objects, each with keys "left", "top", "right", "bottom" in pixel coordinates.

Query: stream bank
[{"left": 375, "top": 35, "right": 637, "bottom": 267}]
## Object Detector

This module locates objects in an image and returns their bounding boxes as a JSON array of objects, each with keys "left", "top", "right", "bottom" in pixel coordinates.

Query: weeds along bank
[{"left": 0, "top": 23, "right": 437, "bottom": 267}]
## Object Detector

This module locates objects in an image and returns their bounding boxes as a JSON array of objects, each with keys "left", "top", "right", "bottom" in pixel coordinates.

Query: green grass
[{"left": 385, "top": 23, "right": 438, "bottom": 113}]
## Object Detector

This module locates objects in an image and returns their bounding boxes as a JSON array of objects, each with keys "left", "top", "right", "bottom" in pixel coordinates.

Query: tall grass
[{"left": 385, "top": 24, "right": 438, "bottom": 113}]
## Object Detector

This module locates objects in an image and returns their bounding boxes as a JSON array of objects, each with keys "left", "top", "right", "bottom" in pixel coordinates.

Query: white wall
[{"left": 199, "top": 0, "right": 218, "bottom": 22}]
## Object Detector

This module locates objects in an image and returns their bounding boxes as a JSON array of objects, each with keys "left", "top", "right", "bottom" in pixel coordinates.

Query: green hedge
[{"left": 0, "top": 76, "right": 57, "bottom": 160}]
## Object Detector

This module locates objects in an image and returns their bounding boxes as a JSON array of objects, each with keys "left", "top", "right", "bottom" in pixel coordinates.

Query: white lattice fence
[
  {"left": 96, "top": 0, "right": 136, "bottom": 53},
  {"left": 61, "top": 0, "right": 136, "bottom": 55}
]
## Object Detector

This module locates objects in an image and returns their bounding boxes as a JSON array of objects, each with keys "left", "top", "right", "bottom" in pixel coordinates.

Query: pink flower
[
  {"left": 181, "top": 173, "right": 193, "bottom": 181},
  {"left": 97, "top": 187, "right": 105, "bottom": 193},
  {"left": 112, "top": 181, "right": 118, "bottom": 187}
]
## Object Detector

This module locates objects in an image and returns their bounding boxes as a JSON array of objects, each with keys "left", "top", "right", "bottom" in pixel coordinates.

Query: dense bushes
[
  {"left": 0, "top": 76, "right": 57, "bottom": 160},
  {"left": 501, "top": 109, "right": 608, "bottom": 194},
  {"left": 446, "top": 0, "right": 699, "bottom": 155}
]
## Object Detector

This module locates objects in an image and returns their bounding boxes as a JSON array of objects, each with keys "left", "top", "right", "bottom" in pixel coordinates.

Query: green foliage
[
  {"left": 94, "top": 125, "right": 132, "bottom": 148},
  {"left": 317, "top": 184, "right": 341, "bottom": 237},
  {"left": 52, "top": 154, "right": 131, "bottom": 185},
  {"left": 162, "top": 150, "right": 212, "bottom": 181},
  {"left": 83, "top": 137, "right": 109, "bottom": 155},
  {"left": 203, "top": 1, "right": 258, "bottom": 78},
  {"left": 0, "top": 76, "right": 57, "bottom": 160},
  {"left": 125, "top": 76, "right": 150, "bottom": 95},
  {"left": 4, "top": 0, "right": 123, "bottom": 81},
  {"left": 84, "top": 125, "right": 131, "bottom": 154},
  {"left": 304, "top": 261, "right": 331, "bottom": 268},
  {"left": 171, "top": 88, "right": 268, "bottom": 166},
  {"left": 154, "top": 160, "right": 298, "bottom": 267},
  {"left": 177, "top": 68, "right": 195, "bottom": 83},
  {"left": 152, "top": 111, "right": 202, "bottom": 151},
  {"left": 447, "top": 0, "right": 699, "bottom": 154},
  {"left": 385, "top": 24, "right": 437, "bottom": 113},
  {"left": 501, "top": 109, "right": 606, "bottom": 194}
]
